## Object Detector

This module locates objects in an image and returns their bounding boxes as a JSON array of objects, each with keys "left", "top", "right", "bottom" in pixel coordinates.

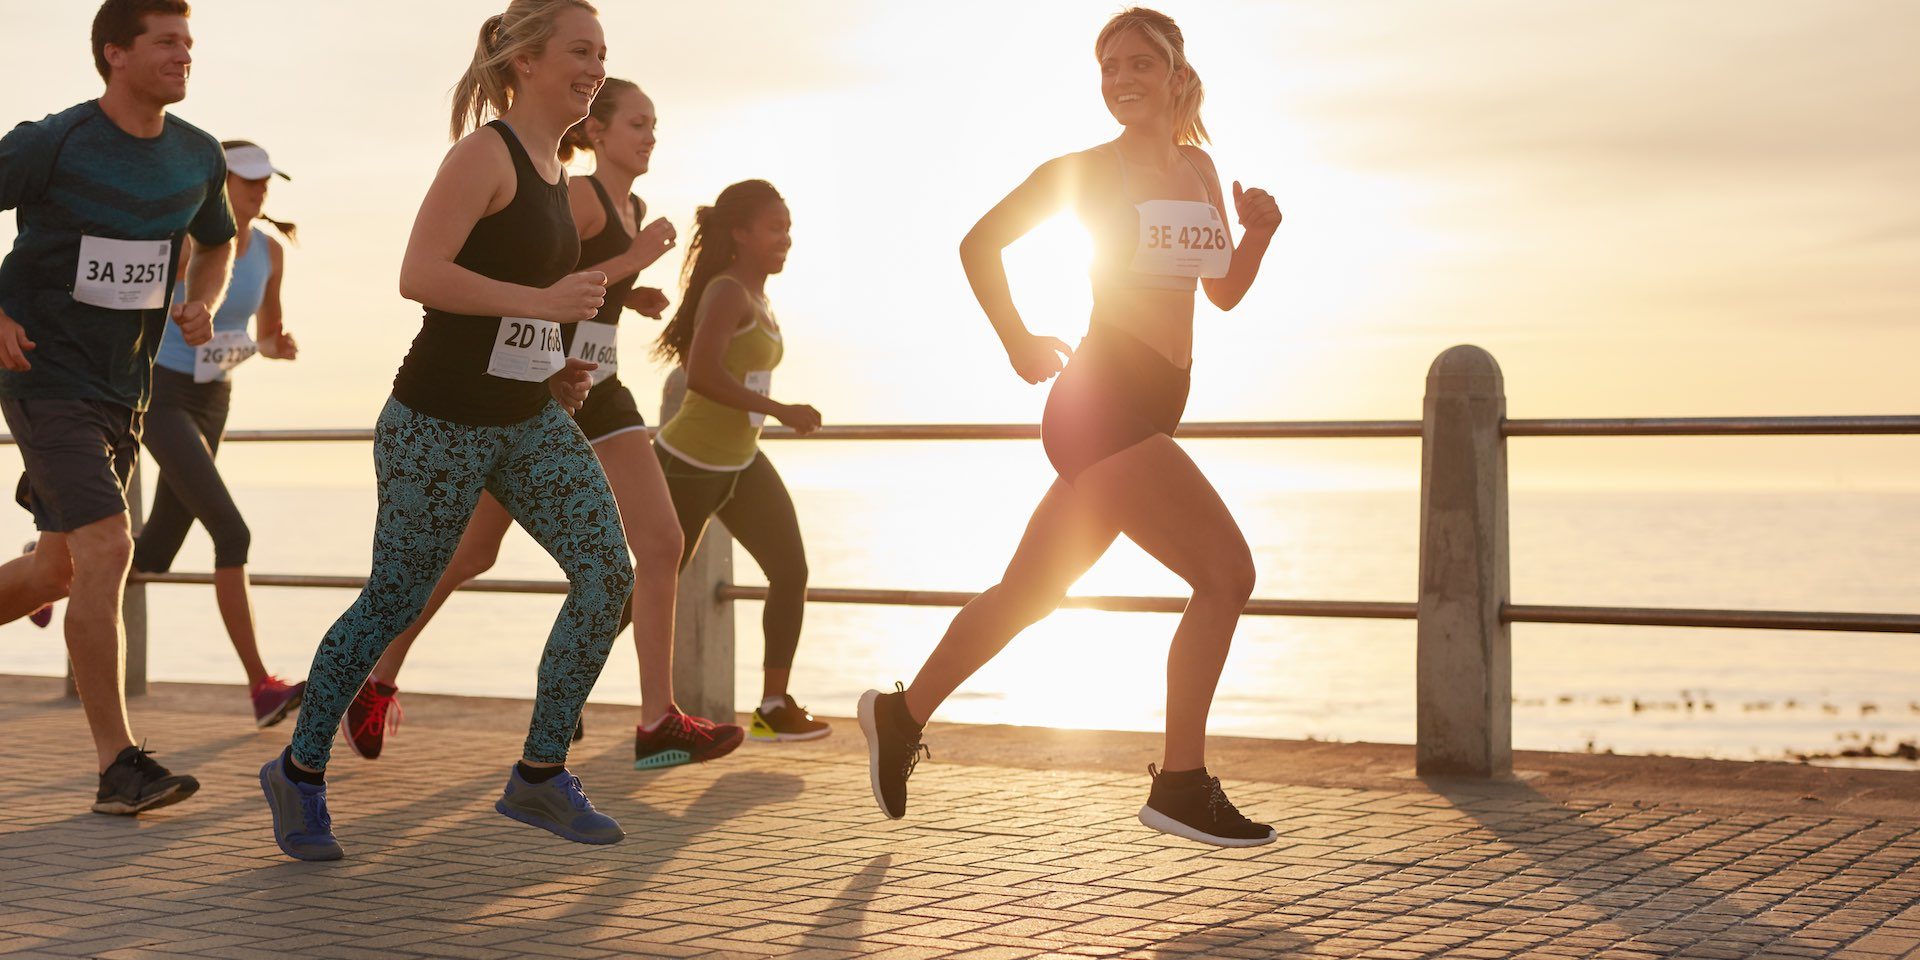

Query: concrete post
[
  {"left": 1416, "top": 345, "right": 1510, "bottom": 777},
  {"left": 661, "top": 369, "right": 736, "bottom": 724}
]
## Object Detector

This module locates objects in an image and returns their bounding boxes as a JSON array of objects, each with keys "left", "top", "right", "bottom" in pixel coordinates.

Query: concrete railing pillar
[
  {"left": 1416, "top": 345, "right": 1510, "bottom": 777},
  {"left": 661, "top": 369, "right": 736, "bottom": 724}
]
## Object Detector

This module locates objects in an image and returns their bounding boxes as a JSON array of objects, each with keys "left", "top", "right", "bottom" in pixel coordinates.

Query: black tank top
[
  {"left": 392, "top": 120, "right": 581, "bottom": 426},
  {"left": 569, "top": 175, "right": 640, "bottom": 329}
]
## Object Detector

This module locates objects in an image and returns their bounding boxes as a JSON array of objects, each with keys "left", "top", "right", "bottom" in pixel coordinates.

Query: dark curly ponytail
[{"left": 654, "top": 179, "right": 783, "bottom": 366}]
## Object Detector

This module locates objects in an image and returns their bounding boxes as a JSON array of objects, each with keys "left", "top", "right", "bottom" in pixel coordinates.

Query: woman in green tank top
[{"left": 653, "top": 180, "right": 831, "bottom": 743}]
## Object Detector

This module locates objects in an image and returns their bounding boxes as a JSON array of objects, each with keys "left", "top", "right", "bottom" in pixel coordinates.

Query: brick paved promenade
[{"left": 2, "top": 675, "right": 1917, "bottom": 959}]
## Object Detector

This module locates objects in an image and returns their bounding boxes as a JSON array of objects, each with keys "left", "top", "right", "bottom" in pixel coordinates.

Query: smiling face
[
  {"left": 512, "top": 6, "right": 606, "bottom": 122},
  {"left": 591, "top": 89, "right": 656, "bottom": 176},
  {"left": 105, "top": 13, "right": 193, "bottom": 106},
  {"left": 733, "top": 199, "right": 792, "bottom": 276},
  {"left": 1099, "top": 25, "right": 1184, "bottom": 130}
]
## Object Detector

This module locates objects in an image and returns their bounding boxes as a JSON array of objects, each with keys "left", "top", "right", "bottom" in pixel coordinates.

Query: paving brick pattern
[{"left": 2, "top": 692, "right": 1917, "bottom": 959}]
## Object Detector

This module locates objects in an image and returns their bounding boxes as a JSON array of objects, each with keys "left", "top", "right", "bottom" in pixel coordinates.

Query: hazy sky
[{"left": 1, "top": 0, "right": 1915, "bottom": 489}]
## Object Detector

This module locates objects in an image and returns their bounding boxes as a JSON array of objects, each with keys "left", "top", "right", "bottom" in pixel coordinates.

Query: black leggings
[
  {"left": 133, "top": 367, "right": 249, "bottom": 571},
  {"left": 654, "top": 444, "right": 807, "bottom": 671}
]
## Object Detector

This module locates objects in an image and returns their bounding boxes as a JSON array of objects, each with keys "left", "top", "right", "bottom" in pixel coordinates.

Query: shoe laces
[
  {"left": 555, "top": 773, "right": 594, "bottom": 812},
  {"left": 1203, "top": 777, "right": 1257, "bottom": 829},
  {"left": 126, "top": 743, "right": 165, "bottom": 776},
  {"left": 352, "top": 684, "right": 403, "bottom": 739},
  {"left": 252, "top": 674, "right": 287, "bottom": 696},
  {"left": 298, "top": 785, "right": 332, "bottom": 834},
  {"left": 662, "top": 711, "right": 715, "bottom": 744},
  {"left": 890, "top": 682, "right": 929, "bottom": 778}
]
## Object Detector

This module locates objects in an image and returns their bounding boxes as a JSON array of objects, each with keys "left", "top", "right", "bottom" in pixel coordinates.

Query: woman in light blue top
[{"left": 132, "top": 139, "right": 305, "bottom": 728}]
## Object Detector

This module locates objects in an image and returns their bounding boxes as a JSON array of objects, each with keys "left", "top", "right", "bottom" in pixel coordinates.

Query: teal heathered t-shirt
[{"left": 0, "top": 100, "right": 236, "bottom": 411}]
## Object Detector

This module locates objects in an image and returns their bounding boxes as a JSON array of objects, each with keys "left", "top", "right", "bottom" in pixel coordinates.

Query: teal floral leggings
[{"left": 289, "top": 396, "right": 634, "bottom": 769}]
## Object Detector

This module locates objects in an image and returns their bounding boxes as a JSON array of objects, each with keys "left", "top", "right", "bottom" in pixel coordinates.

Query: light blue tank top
[{"left": 155, "top": 226, "right": 272, "bottom": 379}]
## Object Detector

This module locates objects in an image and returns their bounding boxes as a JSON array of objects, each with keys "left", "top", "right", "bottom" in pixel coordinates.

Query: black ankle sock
[
  {"left": 281, "top": 748, "right": 324, "bottom": 786},
  {"left": 1156, "top": 766, "right": 1210, "bottom": 790},
  {"left": 517, "top": 761, "right": 566, "bottom": 784},
  {"left": 881, "top": 690, "right": 923, "bottom": 732}
]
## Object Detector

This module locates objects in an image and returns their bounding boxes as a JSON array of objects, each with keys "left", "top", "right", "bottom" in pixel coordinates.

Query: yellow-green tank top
[{"left": 656, "top": 275, "right": 784, "bottom": 471}]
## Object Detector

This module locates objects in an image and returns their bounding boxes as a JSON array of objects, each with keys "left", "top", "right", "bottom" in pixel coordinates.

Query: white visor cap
[{"left": 225, "top": 144, "right": 290, "bottom": 181}]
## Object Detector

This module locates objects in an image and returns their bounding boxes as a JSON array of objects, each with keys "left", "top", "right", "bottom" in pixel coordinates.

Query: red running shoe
[
  {"left": 342, "top": 678, "right": 402, "bottom": 760},
  {"left": 633, "top": 707, "right": 744, "bottom": 769},
  {"left": 251, "top": 675, "right": 306, "bottom": 728}
]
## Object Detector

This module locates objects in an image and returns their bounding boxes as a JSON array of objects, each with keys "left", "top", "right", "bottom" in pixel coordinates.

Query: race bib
[
  {"left": 744, "top": 370, "right": 772, "bottom": 428},
  {"left": 486, "top": 317, "right": 565, "bottom": 382},
  {"left": 73, "top": 236, "right": 171, "bottom": 310},
  {"left": 193, "top": 329, "right": 256, "bottom": 383},
  {"left": 567, "top": 321, "right": 618, "bottom": 386},
  {"left": 1130, "top": 200, "right": 1231, "bottom": 279}
]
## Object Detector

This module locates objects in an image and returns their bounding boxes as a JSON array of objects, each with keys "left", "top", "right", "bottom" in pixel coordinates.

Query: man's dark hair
[{"left": 91, "top": 0, "right": 191, "bottom": 82}]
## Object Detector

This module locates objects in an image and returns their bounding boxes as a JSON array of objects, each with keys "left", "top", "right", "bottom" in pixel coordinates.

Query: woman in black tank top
[
  {"left": 261, "top": 1, "right": 634, "bottom": 862},
  {"left": 355, "top": 79, "right": 757, "bottom": 771}
]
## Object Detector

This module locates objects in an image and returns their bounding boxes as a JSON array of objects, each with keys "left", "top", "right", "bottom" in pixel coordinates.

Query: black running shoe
[
  {"left": 749, "top": 694, "right": 832, "bottom": 742},
  {"left": 93, "top": 745, "right": 199, "bottom": 815},
  {"left": 1137, "top": 764, "right": 1276, "bottom": 847},
  {"left": 858, "top": 683, "right": 928, "bottom": 820}
]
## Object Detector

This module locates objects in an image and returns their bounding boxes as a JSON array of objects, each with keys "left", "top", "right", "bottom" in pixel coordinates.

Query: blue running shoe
[
  {"left": 495, "top": 766, "right": 623, "bottom": 845},
  {"left": 258, "top": 757, "right": 343, "bottom": 861}
]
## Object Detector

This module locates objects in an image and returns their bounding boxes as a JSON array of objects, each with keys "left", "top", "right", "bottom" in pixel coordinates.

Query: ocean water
[{"left": 1, "top": 438, "right": 1915, "bottom": 765}]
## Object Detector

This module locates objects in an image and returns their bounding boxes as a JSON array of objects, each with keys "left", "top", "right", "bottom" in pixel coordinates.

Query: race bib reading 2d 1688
[
  {"left": 486, "top": 317, "right": 566, "bottom": 382},
  {"left": 73, "top": 236, "right": 171, "bottom": 310}
]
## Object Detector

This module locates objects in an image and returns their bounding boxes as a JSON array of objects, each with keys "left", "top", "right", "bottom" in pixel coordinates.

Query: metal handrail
[
  {"left": 8, "top": 413, "right": 1920, "bottom": 446},
  {"left": 20, "top": 414, "right": 1920, "bottom": 637},
  {"left": 130, "top": 573, "right": 1919, "bottom": 635}
]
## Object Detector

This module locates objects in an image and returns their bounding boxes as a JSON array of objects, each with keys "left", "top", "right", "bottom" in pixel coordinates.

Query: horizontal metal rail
[
  {"left": 6, "top": 415, "right": 1918, "bottom": 447},
  {"left": 135, "top": 572, "right": 1917, "bottom": 634},
  {"left": 1506, "top": 604, "right": 1920, "bottom": 633},
  {"left": 1504, "top": 415, "right": 1920, "bottom": 437}
]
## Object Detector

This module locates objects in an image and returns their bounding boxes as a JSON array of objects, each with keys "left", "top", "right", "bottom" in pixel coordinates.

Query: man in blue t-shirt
[{"left": 0, "top": 0, "right": 235, "bottom": 816}]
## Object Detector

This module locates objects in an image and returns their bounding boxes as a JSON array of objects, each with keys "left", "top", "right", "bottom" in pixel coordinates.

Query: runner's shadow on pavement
[
  {"left": 1423, "top": 776, "right": 1838, "bottom": 956},
  {"left": 793, "top": 852, "right": 893, "bottom": 953}
]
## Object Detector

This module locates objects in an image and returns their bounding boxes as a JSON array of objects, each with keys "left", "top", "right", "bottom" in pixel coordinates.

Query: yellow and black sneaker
[{"left": 749, "top": 694, "right": 832, "bottom": 742}]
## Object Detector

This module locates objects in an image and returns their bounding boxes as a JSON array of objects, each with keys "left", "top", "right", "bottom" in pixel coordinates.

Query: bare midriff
[{"left": 1089, "top": 285, "right": 1197, "bottom": 369}]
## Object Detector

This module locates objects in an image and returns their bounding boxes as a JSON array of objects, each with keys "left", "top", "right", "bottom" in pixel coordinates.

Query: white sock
[{"left": 759, "top": 695, "right": 786, "bottom": 714}]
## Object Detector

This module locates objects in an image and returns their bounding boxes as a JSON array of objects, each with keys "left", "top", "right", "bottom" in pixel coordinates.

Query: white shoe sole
[
  {"left": 856, "top": 690, "right": 900, "bottom": 820},
  {"left": 1138, "top": 804, "right": 1278, "bottom": 848}
]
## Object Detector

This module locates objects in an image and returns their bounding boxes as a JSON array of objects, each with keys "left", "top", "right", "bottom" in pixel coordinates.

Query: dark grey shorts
[{"left": 2, "top": 397, "right": 141, "bottom": 533}]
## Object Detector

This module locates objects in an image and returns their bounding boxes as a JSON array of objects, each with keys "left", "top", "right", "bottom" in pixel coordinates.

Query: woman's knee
[
  {"left": 1191, "top": 540, "right": 1257, "bottom": 606},
  {"left": 444, "top": 542, "right": 501, "bottom": 583},
  {"left": 212, "top": 518, "right": 251, "bottom": 569},
  {"left": 629, "top": 526, "right": 683, "bottom": 582},
  {"left": 767, "top": 551, "right": 808, "bottom": 590}
]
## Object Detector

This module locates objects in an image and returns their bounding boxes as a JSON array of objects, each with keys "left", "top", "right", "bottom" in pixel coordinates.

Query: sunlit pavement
[{"left": 2, "top": 675, "right": 1917, "bottom": 960}]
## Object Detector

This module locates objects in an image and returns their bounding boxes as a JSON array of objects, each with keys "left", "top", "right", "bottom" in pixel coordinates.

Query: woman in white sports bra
[{"left": 860, "top": 6, "right": 1284, "bottom": 848}]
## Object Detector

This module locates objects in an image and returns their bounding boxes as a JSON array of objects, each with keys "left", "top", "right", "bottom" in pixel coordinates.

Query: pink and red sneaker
[
  {"left": 251, "top": 675, "right": 306, "bottom": 729},
  {"left": 343, "top": 678, "right": 402, "bottom": 760}
]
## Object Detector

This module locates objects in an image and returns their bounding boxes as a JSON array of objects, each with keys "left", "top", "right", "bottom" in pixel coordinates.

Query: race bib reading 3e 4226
[
  {"left": 486, "top": 317, "right": 565, "bottom": 382},
  {"left": 1129, "top": 200, "right": 1231, "bottom": 280},
  {"left": 73, "top": 236, "right": 172, "bottom": 310},
  {"left": 567, "top": 320, "right": 618, "bottom": 386}
]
